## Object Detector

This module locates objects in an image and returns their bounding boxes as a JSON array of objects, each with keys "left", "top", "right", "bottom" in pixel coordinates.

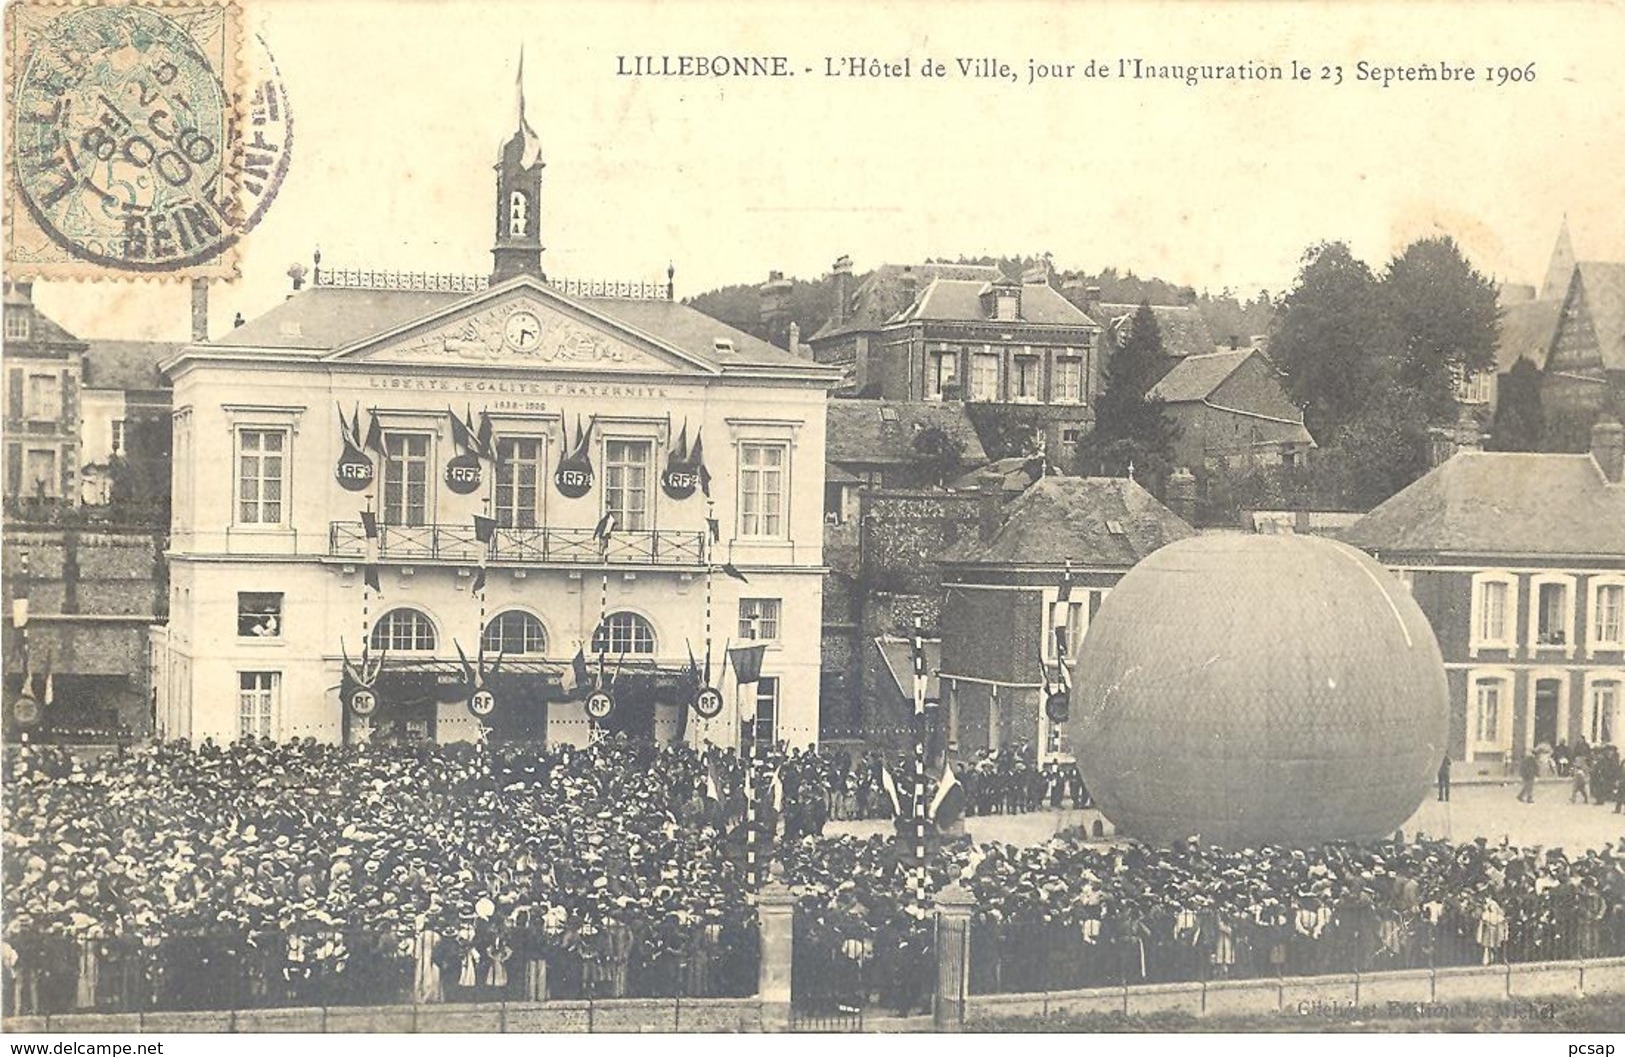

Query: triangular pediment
[{"left": 324, "top": 278, "right": 715, "bottom": 375}]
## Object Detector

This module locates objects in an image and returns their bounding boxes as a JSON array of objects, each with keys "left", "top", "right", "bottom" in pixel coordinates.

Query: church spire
[
  {"left": 1540, "top": 214, "right": 1576, "bottom": 302},
  {"left": 492, "top": 48, "right": 545, "bottom": 283}
]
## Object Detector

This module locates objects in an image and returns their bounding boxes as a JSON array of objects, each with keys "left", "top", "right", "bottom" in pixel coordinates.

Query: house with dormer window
[{"left": 1342, "top": 420, "right": 1625, "bottom": 768}]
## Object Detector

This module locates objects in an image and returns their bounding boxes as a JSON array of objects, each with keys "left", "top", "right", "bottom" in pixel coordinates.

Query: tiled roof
[
  {"left": 1080, "top": 301, "right": 1217, "bottom": 359},
  {"left": 950, "top": 454, "right": 1045, "bottom": 495},
  {"left": 810, "top": 263, "right": 1004, "bottom": 342},
  {"left": 942, "top": 475, "right": 1195, "bottom": 567},
  {"left": 1572, "top": 261, "right": 1625, "bottom": 372},
  {"left": 1146, "top": 349, "right": 1252, "bottom": 402},
  {"left": 209, "top": 283, "right": 816, "bottom": 371},
  {"left": 82, "top": 341, "right": 180, "bottom": 391},
  {"left": 1494, "top": 298, "right": 1562, "bottom": 372},
  {"left": 826, "top": 399, "right": 989, "bottom": 466},
  {"left": 895, "top": 279, "right": 1099, "bottom": 328},
  {"left": 1340, "top": 451, "right": 1625, "bottom": 558}
]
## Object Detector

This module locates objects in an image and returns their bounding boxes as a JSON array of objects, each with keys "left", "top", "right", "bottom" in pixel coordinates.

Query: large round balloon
[{"left": 1069, "top": 534, "right": 1447, "bottom": 847}]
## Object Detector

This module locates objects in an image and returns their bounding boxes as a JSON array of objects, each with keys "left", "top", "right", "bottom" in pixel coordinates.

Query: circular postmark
[{"left": 10, "top": 8, "right": 290, "bottom": 273}]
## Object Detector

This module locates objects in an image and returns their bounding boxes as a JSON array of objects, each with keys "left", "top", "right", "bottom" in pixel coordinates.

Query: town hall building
[{"left": 151, "top": 87, "right": 838, "bottom": 749}]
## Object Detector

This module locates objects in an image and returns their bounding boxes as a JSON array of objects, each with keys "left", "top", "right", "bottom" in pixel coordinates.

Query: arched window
[
  {"left": 483, "top": 611, "right": 547, "bottom": 655},
  {"left": 508, "top": 191, "right": 528, "bottom": 237},
  {"left": 591, "top": 612, "right": 656, "bottom": 655},
  {"left": 370, "top": 608, "right": 437, "bottom": 652}
]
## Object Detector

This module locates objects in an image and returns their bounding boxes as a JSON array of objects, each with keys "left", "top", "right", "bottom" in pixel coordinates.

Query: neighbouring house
[
  {"left": 937, "top": 475, "right": 1195, "bottom": 761},
  {"left": 78, "top": 340, "right": 179, "bottom": 507},
  {"left": 3, "top": 281, "right": 85, "bottom": 505},
  {"left": 823, "top": 399, "right": 988, "bottom": 524},
  {"left": 1341, "top": 420, "right": 1625, "bottom": 771},
  {"left": 1542, "top": 261, "right": 1625, "bottom": 450},
  {"left": 1062, "top": 283, "right": 1219, "bottom": 376},
  {"left": 1143, "top": 347, "right": 1315, "bottom": 470}
]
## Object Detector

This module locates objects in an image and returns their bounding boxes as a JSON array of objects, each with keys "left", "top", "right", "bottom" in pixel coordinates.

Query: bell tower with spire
[{"left": 492, "top": 50, "right": 545, "bottom": 283}]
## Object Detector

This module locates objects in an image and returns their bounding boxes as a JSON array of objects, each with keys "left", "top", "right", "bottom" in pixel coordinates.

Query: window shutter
[
  {"left": 5, "top": 442, "right": 20, "bottom": 496},
  {"left": 7, "top": 369, "right": 22, "bottom": 421}
]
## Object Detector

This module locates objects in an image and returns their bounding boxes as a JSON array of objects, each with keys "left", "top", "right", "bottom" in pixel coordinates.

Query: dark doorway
[{"left": 1534, "top": 678, "right": 1561, "bottom": 748}]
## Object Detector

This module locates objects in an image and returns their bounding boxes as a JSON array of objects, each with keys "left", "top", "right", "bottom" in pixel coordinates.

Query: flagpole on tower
[{"left": 910, "top": 614, "right": 929, "bottom": 909}]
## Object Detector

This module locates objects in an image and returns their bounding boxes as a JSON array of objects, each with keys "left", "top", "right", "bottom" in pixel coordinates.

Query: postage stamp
[{"left": 4, "top": 0, "right": 287, "bottom": 279}]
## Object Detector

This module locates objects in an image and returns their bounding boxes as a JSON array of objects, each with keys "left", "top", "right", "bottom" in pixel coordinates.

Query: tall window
[
  {"left": 971, "top": 352, "right": 1000, "bottom": 401},
  {"left": 24, "top": 450, "right": 56, "bottom": 497},
  {"left": 1591, "top": 680, "right": 1622, "bottom": 745},
  {"left": 926, "top": 350, "right": 957, "bottom": 399},
  {"left": 738, "top": 598, "right": 782, "bottom": 641},
  {"left": 111, "top": 419, "right": 126, "bottom": 456},
  {"left": 4, "top": 310, "right": 29, "bottom": 341},
  {"left": 739, "top": 443, "right": 786, "bottom": 538},
  {"left": 1471, "top": 574, "right": 1515, "bottom": 649},
  {"left": 382, "top": 433, "right": 430, "bottom": 527},
  {"left": 483, "top": 610, "right": 547, "bottom": 655},
  {"left": 1535, "top": 580, "right": 1570, "bottom": 646},
  {"left": 1048, "top": 599, "right": 1088, "bottom": 659},
  {"left": 1013, "top": 356, "right": 1040, "bottom": 401},
  {"left": 1055, "top": 357, "right": 1084, "bottom": 404},
  {"left": 1593, "top": 582, "right": 1624, "bottom": 649},
  {"left": 25, "top": 374, "right": 60, "bottom": 420},
  {"left": 238, "top": 672, "right": 278, "bottom": 740},
  {"left": 592, "top": 611, "right": 656, "bottom": 655},
  {"left": 604, "top": 439, "right": 652, "bottom": 532},
  {"left": 508, "top": 191, "right": 528, "bottom": 237},
  {"left": 751, "top": 677, "right": 780, "bottom": 744},
  {"left": 237, "top": 429, "right": 286, "bottom": 525},
  {"left": 370, "top": 608, "right": 437, "bottom": 652},
  {"left": 495, "top": 437, "right": 544, "bottom": 528},
  {"left": 1474, "top": 678, "right": 1506, "bottom": 749}
]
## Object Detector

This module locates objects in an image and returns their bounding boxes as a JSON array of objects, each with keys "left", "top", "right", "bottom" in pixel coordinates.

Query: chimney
[
  {"left": 189, "top": 278, "right": 208, "bottom": 341},
  {"left": 12, "top": 280, "right": 33, "bottom": 303},
  {"left": 758, "top": 270, "right": 792, "bottom": 349},
  {"left": 831, "top": 255, "right": 853, "bottom": 327},
  {"left": 1166, "top": 467, "right": 1197, "bottom": 525},
  {"left": 787, "top": 321, "right": 801, "bottom": 357},
  {"left": 977, "top": 478, "right": 1003, "bottom": 541},
  {"left": 899, "top": 266, "right": 918, "bottom": 311},
  {"left": 1592, "top": 419, "right": 1625, "bottom": 484},
  {"left": 1082, "top": 285, "right": 1102, "bottom": 318},
  {"left": 1022, "top": 260, "right": 1051, "bottom": 286}
]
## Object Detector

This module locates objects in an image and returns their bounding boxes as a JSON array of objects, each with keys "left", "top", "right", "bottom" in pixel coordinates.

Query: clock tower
[{"left": 491, "top": 52, "right": 545, "bottom": 283}]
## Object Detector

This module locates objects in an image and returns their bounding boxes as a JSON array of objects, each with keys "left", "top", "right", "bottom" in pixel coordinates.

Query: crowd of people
[{"left": 6, "top": 736, "right": 1625, "bottom": 1017}]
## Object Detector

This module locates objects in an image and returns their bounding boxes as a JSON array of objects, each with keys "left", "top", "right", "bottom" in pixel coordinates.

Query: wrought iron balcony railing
[{"left": 329, "top": 521, "right": 706, "bottom": 566}]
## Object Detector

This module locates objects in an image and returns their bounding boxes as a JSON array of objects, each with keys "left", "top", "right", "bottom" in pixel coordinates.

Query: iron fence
[{"left": 329, "top": 522, "right": 706, "bottom": 566}]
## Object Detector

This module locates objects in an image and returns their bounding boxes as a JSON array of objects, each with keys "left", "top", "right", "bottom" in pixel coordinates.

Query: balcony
[{"left": 328, "top": 521, "right": 706, "bottom": 566}]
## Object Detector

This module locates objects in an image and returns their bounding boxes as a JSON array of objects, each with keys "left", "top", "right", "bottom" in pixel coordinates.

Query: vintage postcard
[{"left": 3, "top": 0, "right": 1624, "bottom": 1045}]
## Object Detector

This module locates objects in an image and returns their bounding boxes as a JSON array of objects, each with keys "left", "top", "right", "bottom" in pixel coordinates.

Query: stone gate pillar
[
  {"left": 757, "top": 879, "right": 797, "bottom": 1031},
  {"left": 934, "top": 881, "right": 976, "bottom": 1031}
]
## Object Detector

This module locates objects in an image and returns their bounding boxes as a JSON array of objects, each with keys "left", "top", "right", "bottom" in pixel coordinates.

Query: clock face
[{"left": 504, "top": 310, "right": 542, "bottom": 352}]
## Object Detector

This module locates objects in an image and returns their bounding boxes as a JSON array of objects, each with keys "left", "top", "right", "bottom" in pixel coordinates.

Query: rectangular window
[
  {"left": 1055, "top": 357, "right": 1084, "bottom": 403},
  {"left": 381, "top": 433, "right": 430, "bottom": 527},
  {"left": 111, "top": 419, "right": 126, "bottom": 456},
  {"left": 237, "top": 592, "right": 283, "bottom": 638},
  {"left": 739, "top": 442, "right": 787, "bottom": 538},
  {"left": 495, "top": 436, "right": 545, "bottom": 529},
  {"left": 1475, "top": 579, "right": 1510, "bottom": 645},
  {"left": 26, "top": 374, "right": 60, "bottom": 420},
  {"left": 1014, "top": 356, "right": 1040, "bottom": 401},
  {"left": 1537, "top": 582, "right": 1569, "bottom": 645},
  {"left": 4, "top": 311, "right": 29, "bottom": 341},
  {"left": 24, "top": 449, "right": 56, "bottom": 497},
  {"left": 971, "top": 352, "right": 1000, "bottom": 401},
  {"left": 1047, "top": 599, "right": 1088, "bottom": 659},
  {"left": 1594, "top": 584, "right": 1624, "bottom": 647},
  {"left": 1475, "top": 680, "right": 1504, "bottom": 747},
  {"left": 238, "top": 671, "right": 278, "bottom": 740},
  {"left": 995, "top": 293, "right": 1019, "bottom": 321},
  {"left": 738, "top": 598, "right": 782, "bottom": 641},
  {"left": 926, "top": 351, "right": 957, "bottom": 399},
  {"left": 237, "top": 429, "right": 287, "bottom": 525},
  {"left": 752, "top": 676, "right": 779, "bottom": 745},
  {"left": 604, "top": 438, "right": 653, "bottom": 532}
]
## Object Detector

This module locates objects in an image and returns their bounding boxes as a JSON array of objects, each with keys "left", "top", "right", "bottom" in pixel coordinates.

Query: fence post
[
  {"left": 757, "top": 880, "right": 796, "bottom": 1032},
  {"left": 933, "top": 882, "right": 976, "bottom": 1032}
]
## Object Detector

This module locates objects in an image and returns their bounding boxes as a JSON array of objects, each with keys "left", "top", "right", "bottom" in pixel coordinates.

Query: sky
[{"left": 23, "top": 0, "right": 1625, "bottom": 341}]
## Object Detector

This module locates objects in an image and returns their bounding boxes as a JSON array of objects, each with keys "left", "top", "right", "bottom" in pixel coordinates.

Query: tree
[
  {"left": 1270, "top": 242, "right": 1395, "bottom": 443},
  {"left": 1489, "top": 357, "right": 1545, "bottom": 451},
  {"left": 1077, "top": 302, "right": 1178, "bottom": 485},
  {"left": 911, "top": 425, "right": 965, "bottom": 488},
  {"left": 1381, "top": 236, "right": 1500, "bottom": 425}
]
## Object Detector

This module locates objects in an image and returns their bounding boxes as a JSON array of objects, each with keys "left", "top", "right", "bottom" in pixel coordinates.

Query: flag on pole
[
  {"left": 363, "top": 565, "right": 381, "bottom": 593},
  {"left": 930, "top": 759, "right": 966, "bottom": 830},
  {"left": 704, "top": 757, "right": 724, "bottom": 803},
  {"left": 1057, "top": 558, "right": 1074, "bottom": 604},
  {"left": 691, "top": 430, "right": 711, "bottom": 497},
  {"left": 769, "top": 767, "right": 784, "bottom": 813},
  {"left": 360, "top": 510, "right": 379, "bottom": 540},
  {"left": 364, "top": 410, "right": 386, "bottom": 456},
  {"left": 563, "top": 647, "right": 591, "bottom": 695},
  {"left": 470, "top": 566, "right": 487, "bottom": 595},
  {"left": 880, "top": 765, "right": 903, "bottom": 818},
  {"left": 706, "top": 517, "right": 721, "bottom": 544},
  {"left": 448, "top": 406, "right": 476, "bottom": 452},
  {"left": 720, "top": 563, "right": 749, "bottom": 583},
  {"left": 593, "top": 512, "right": 616, "bottom": 541},
  {"left": 473, "top": 515, "right": 497, "bottom": 544},
  {"left": 728, "top": 643, "right": 767, "bottom": 685}
]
